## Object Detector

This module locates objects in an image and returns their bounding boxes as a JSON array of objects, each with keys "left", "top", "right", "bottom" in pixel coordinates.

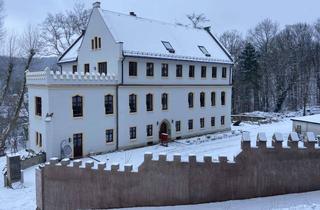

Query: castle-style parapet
[{"left": 26, "top": 67, "right": 118, "bottom": 86}]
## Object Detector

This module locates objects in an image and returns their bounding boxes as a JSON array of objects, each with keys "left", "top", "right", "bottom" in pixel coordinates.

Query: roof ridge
[{"left": 100, "top": 9, "right": 203, "bottom": 32}]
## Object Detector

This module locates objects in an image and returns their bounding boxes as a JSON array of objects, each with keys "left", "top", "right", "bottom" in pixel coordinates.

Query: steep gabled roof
[
  {"left": 58, "top": 35, "right": 84, "bottom": 64},
  {"left": 99, "top": 10, "right": 233, "bottom": 64}
]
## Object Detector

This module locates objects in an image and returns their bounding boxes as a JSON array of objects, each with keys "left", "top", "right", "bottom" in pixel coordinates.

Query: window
[
  {"left": 161, "top": 63, "right": 169, "bottom": 77},
  {"left": 188, "top": 119, "right": 193, "bottom": 130},
  {"left": 161, "top": 93, "right": 168, "bottom": 110},
  {"left": 212, "top": 66, "right": 217, "bottom": 78},
  {"left": 146, "top": 62, "right": 154, "bottom": 77},
  {"left": 201, "top": 66, "right": 206, "bottom": 78},
  {"left": 105, "top": 129, "right": 113, "bottom": 143},
  {"left": 98, "top": 37, "right": 101, "bottom": 49},
  {"left": 35, "top": 132, "right": 42, "bottom": 147},
  {"left": 84, "top": 64, "right": 90, "bottom": 74},
  {"left": 175, "top": 121, "right": 181, "bottom": 132},
  {"left": 130, "top": 127, "right": 137, "bottom": 139},
  {"left": 200, "top": 92, "right": 205, "bottom": 107},
  {"left": 146, "top": 93, "right": 153, "bottom": 111},
  {"left": 188, "top": 92, "right": 194, "bottom": 108},
  {"left": 200, "top": 118, "right": 205, "bottom": 128},
  {"left": 221, "top": 91, "right": 226, "bottom": 106},
  {"left": 72, "top": 65, "right": 77, "bottom": 73},
  {"left": 222, "top": 67, "right": 227, "bottom": 78},
  {"left": 176, "top": 65, "right": 183, "bottom": 77},
  {"left": 104, "top": 94, "right": 113, "bottom": 114},
  {"left": 211, "top": 92, "right": 216, "bottom": 106},
  {"left": 129, "top": 62, "right": 137, "bottom": 76},
  {"left": 147, "top": 124, "right": 153, "bottom": 137},
  {"left": 35, "top": 97, "right": 42, "bottom": 116},
  {"left": 129, "top": 94, "right": 137, "bottom": 113},
  {"left": 72, "top": 95, "right": 83, "bottom": 117},
  {"left": 98, "top": 62, "right": 107, "bottom": 74},
  {"left": 221, "top": 116, "right": 225, "bottom": 125},
  {"left": 91, "top": 36, "right": 101, "bottom": 50},
  {"left": 198, "top": 46, "right": 211, "bottom": 57},
  {"left": 189, "top": 65, "right": 195, "bottom": 78},
  {"left": 162, "top": 41, "right": 175, "bottom": 53},
  {"left": 211, "top": 117, "right": 215, "bottom": 126},
  {"left": 296, "top": 125, "right": 302, "bottom": 134}
]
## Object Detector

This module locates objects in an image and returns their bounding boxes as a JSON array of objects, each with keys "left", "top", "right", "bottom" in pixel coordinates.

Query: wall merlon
[
  {"left": 203, "top": 155, "right": 212, "bottom": 163},
  {"left": 173, "top": 154, "right": 181, "bottom": 162},
  {"left": 306, "top": 132, "right": 317, "bottom": 142},
  {"left": 124, "top": 164, "right": 133, "bottom": 172},
  {"left": 97, "top": 162, "right": 106, "bottom": 170},
  {"left": 188, "top": 154, "right": 197, "bottom": 163},
  {"left": 85, "top": 161, "right": 94, "bottom": 169},
  {"left": 60, "top": 158, "right": 70, "bottom": 166},
  {"left": 144, "top": 152, "right": 153, "bottom": 161},
  {"left": 158, "top": 153, "right": 167, "bottom": 161},
  {"left": 73, "top": 160, "right": 82, "bottom": 167},
  {"left": 49, "top": 157, "right": 59, "bottom": 165},
  {"left": 111, "top": 163, "right": 120, "bottom": 171},
  {"left": 288, "top": 132, "right": 300, "bottom": 142},
  {"left": 218, "top": 156, "right": 228, "bottom": 163}
]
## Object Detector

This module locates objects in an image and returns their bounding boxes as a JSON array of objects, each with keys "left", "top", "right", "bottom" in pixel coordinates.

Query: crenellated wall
[{"left": 36, "top": 132, "right": 320, "bottom": 210}]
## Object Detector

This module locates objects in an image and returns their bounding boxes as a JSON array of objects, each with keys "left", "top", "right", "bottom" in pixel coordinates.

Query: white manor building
[{"left": 26, "top": 2, "right": 233, "bottom": 159}]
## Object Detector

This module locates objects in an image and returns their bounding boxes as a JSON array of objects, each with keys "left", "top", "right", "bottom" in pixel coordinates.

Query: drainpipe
[{"left": 116, "top": 52, "right": 126, "bottom": 151}]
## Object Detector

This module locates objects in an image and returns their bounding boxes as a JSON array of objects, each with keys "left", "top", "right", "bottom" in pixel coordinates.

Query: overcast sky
[{"left": 2, "top": 0, "right": 320, "bottom": 36}]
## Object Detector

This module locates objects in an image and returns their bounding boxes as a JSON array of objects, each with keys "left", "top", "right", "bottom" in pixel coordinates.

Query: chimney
[
  {"left": 129, "top": 12, "right": 137, "bottom": 17},
  {"left": 93, "top": 2, "right": 101, "bottom": 9}
]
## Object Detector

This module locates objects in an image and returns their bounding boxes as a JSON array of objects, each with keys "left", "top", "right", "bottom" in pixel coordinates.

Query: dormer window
[
  {"left": 162, "top": 41, "right": 175, "bottom": 53},
  {"left": 91, "top": 36, "right": 101, "bottom": 50},
  {"left": 198, "top": 46, "right": 211, "bottom": 57}
]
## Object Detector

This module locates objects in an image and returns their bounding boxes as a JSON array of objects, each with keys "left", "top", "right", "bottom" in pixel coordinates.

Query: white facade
[
  {"left": 27, "top": 2, "right": 234, "bottom": 158},
  {"left": 291, "top": 114, "right": 320, "bottom": 137}
]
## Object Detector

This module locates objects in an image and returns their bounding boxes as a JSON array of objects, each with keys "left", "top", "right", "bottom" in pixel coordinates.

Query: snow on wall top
[
  {"left": 58, "top": 36, "right": 83, "bottom": 63},
  {"left": 99, "top": 9, "right": 233, "bottom": 64},
  {"left": 291, "top": 114, "right": 320, "bottom": 125}
]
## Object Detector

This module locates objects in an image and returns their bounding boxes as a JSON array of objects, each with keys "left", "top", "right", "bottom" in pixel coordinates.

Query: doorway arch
[{"left": 159, "top": 119, "right": 171, "bottom": 139}]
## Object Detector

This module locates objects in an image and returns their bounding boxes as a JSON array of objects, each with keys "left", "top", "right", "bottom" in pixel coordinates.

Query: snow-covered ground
[{"left": 0, "top": 115, "right": 319, "bottom": 210}]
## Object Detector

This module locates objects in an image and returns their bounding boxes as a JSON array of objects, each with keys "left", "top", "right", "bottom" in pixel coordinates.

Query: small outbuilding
[{"left": 291, "top": 114, "right": 320, "bottom": 137}]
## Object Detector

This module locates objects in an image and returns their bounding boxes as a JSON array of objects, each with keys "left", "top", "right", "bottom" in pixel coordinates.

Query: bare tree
[
  {"left": 0, "top": 0, "right": 4, "bottom": 41},
  {"left": 0, "top": 25, "right": 41, "bottom": 155},
  {"left": 186, "top": 13, "right": 209, "bottom": 29},
  {"left": 40, "top": 2, "right": 90, "bottom": 56}
]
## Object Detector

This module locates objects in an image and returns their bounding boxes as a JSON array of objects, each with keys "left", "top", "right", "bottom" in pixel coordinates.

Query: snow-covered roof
[
  {"left": 99, "top": 9, "right": 233, "bottom": 64},
  {"left": 58, "top": 35, "right": 83, "bottom": 63},
  {"left": 291, "top": 114, "right": 320, "bottom": 125}
]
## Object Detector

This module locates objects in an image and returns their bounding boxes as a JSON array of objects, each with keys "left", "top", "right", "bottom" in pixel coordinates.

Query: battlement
[
  {"left": 36, "top": 131, "right": 320, "bottom": 210},
  {"left": 26, "top": 67, "right": 118, "bottom": 86},
  {"left": 241, "top": 131, "right": 318, "bottom": 150}
]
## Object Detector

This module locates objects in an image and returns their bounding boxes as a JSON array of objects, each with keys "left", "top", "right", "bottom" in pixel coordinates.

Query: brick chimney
[{"left": 93, "top": 1, "right": 101, "bottom": 8}]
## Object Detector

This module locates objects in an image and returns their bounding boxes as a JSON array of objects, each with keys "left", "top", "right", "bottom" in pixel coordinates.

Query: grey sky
[{"left": 2, "top": 0, "right": 320, "bottom": 36}]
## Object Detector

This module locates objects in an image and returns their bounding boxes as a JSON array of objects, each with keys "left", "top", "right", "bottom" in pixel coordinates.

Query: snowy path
[{"left": 0, "top": 118, "right": 298, "bottom": 210}]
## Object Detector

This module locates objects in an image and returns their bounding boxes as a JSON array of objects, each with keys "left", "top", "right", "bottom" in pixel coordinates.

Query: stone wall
[
  {"left": 21, "top": 152, "right": 46, "bottom": 170},
  {"left": 36, "top": 132, "right": 320, "bottom": 210}
]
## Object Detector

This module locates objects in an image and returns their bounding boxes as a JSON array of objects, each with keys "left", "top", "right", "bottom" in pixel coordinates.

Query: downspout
[{"left": 116, "top": 45, "right": 125, "bottom": 151}]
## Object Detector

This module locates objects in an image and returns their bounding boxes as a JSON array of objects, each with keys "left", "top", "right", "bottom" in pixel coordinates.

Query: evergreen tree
[{"left": 238, "top": 42, "right": 260, "bottom": 111}]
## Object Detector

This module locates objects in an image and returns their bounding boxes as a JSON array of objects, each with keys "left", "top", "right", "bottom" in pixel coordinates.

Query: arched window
[
  {"left": 105, "top": 94, "right": 113, "bottom": 114},
  {"left": 129, "top": 94, "right": 137, "bottom": 113},
  {"left": 162, "top": 93, "right": 168, "bottom": 110},
  {"left": 146, "top": 93, "right": 153, "bottom": 111},
  {"left": 221, "top": 91, "right": 226, "bottom": 106},
  {"left": 72, "top": 95, "right": 83, "bottom": 117},
  {"left": 188, "top": 92, "right": 194, "bottom": 108},
  {"left": 211, "top": 91, "right": 216, "bottom": 106},
  {"left": 200, "top": 92, "right": 205, "bottom": 107}
]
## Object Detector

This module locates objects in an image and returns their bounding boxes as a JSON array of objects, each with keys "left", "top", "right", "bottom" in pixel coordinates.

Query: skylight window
[
  {"left": 198, "top": 46, "right": 211, "bottom": 57},
  {"left": 162, "top": 41, "right": 175, "bottom": 53}
]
